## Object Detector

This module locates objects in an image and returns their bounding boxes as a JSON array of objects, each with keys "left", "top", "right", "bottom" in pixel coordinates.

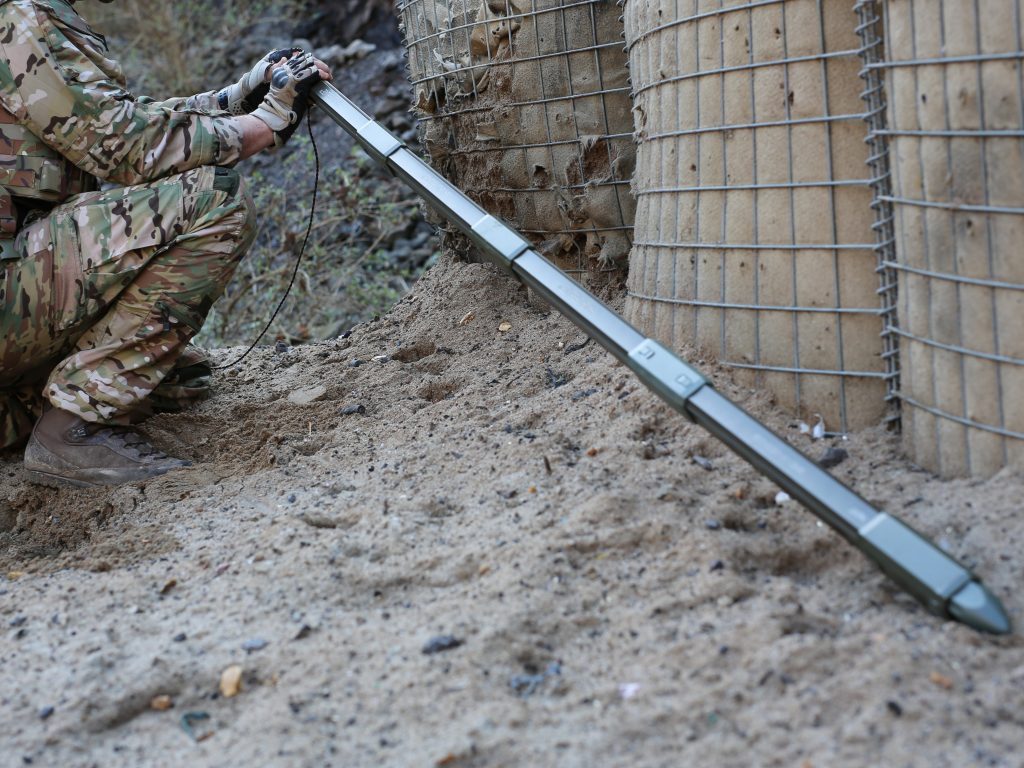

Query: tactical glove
[
  {"left": 217, "top": 47, "right": 302, "bottom": 116},
  {"left": 251, "top": 51, "right": 321, "bottom": 147}
]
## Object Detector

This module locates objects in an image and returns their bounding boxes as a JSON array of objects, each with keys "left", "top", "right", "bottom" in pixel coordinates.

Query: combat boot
[{"left": 24, "top": 408, "right": 190, "bottom": 488}]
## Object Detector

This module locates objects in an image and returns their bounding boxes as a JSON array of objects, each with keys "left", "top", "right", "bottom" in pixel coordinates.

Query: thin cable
[{"left": 214, "top": 110, "right": 320, "bottom": 370}]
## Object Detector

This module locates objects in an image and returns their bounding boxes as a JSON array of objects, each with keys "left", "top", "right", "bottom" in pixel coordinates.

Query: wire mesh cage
[
  {"left": 865, "top": 0, "right": 1024, "bottom": 477},
  {"left": 622, "top": 0, "right": 890, "bottom": 434},
  {"left": 396, "top": 0, "right": 636, "bottom": 288}
]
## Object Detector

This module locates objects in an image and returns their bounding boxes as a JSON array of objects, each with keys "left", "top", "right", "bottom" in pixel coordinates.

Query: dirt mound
[{"left": 0, "top": 257, "right": 1021, "bottom": 767}]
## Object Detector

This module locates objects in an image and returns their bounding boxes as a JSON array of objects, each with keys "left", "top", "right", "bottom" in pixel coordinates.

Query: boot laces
[{"left": 99, "top": 425, "right": 169, "bottom": 460}]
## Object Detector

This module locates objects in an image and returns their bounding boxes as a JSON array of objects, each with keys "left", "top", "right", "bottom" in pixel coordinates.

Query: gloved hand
[
  {"left": 217, "top": 47, "right": 302, "bottom": 115},
  {"left": 250, "top": 51, "right": 322, "bottom": 147}
]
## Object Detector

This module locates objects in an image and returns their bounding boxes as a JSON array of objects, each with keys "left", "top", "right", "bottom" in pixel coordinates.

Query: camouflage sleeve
[
  {"left": 0, "top": 1, "right": 245, "bottom": 185},
  {"left": 139, "top": 91, "right": 225, "bottom": 114}
]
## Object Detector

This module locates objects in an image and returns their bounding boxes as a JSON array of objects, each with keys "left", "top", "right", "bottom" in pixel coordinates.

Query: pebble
[
  {"left": 339, "top": 404, "right": 366, "bottom": 416},
  {"left": 819, "top": 447, "right": 849, "bottom": 469},
  {"left": 242, "top": 638, "right": 269, "bottom": 653},
  {"left": 350, "top": 358, "right": 365, "bottom": 368},
  {"left": 886, "top": 700, "right": 903, "bottom": 717},
  {"left": 421, "top": 635, "right": 464, "bottom": 655},
  {"left": 38, "top": 706, "right": 54, "bottom": 720},
  {"left": 705, "top": 519, "right": 722, "bottom": 531},
  {"left": 693, "top": 456, "right": 714, "bottom": 471},
  {"left": 372, "top": 355, "right": 390, "bottom": 364},
  {"left": 173, "top": 633, "right": 187, "bottom": 643},
  {"left": 220, "top": 666, "right": 243, "bottom": 698},
  {"left": 710, "top": 559, "right": 725, "bottom": 572},
  {"left": 274, "top": 341, "right": 290, "bottom": 354},
  {"left": 288, "top": 385, "right": 328, "bottom": 406}
]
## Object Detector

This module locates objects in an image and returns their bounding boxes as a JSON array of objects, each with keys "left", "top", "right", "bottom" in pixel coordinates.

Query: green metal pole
[{"left": 309, "top": 81, "right": 1011, "bottom": 635}]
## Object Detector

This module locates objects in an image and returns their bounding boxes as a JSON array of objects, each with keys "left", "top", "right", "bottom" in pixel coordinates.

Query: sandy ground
[{"left": 1, "top": 257, "right": 1022, "bottom": 768}]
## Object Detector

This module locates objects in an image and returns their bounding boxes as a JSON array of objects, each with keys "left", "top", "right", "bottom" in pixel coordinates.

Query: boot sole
[
  {"left": 24, "top": 464, "right": 187, "bottom": 488},
  {"left": 24, "top": 469, "right": 102, "bottom": 489}
]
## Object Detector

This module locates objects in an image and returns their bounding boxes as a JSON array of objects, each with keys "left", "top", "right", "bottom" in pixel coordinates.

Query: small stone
[
  {"left": 775, "top": 491, "right": 792, "bottom": 506},
  {"left": 705, "top": 519, "right": 721, "bottom": 530},
  {"left": 274, "top": 340, "right": 290, "bottom": 354},
  {"left": 9, "top": 615, "right": 26, "bottom": 627},
  {"left": 929, "top": 671, "right": 954, "bottom": 690},
  {"left": 618, "top": 683, "right": 641, "bottom": 700},
  {"left": 372, "top": 355, "right": 390, "bottom": 364},
  {"left": 350, "top": 358, "right": 365, "bottom": 368},
  {"left": 287, "top": 493, "right": 297, "bottom": 504},
  {"left": 498, "top": 322, "right": 512, "bottom": 333},
  {"left": 886, "top": 700, "right": 903, "bottom": 717},
  {"left": 339, "top": 404, "right": 366, "bottom": 416},
  {"left": 220, "top": 665, "right": 243, "bottom": 698},
  {"left": 819, "top": 447, "right": 849, "bottom": 469},
  {"left": 38, "top": 706, "right": 54, "bottom": 720},
  {"left": 288, "top": 385, "right": 328, "bottom": 405},
  {"left": 693, "top": 456, "right": 714, "bottom": 471},
  {"left": 242, "top": 638, "right": 268, "bottom": 653},
  {"left": 299, "top": 513, "right": 338, "bottom": 529},
  {"left": 150, "top": 695, "right": 173, "bottom": 711},
  {"left": 421, "top": 635, "right": 463, "bottom": 655},
  {"left": 710, "top": 559, "right": 725, "bottom": 572},
  {"left": 173, "top": 633, "right": 187, "bottom": 643}
]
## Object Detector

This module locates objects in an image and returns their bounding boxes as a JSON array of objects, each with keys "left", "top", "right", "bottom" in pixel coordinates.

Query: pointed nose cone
[{"left": 948, "top": 581, "right": 1012, "bottom": 635}]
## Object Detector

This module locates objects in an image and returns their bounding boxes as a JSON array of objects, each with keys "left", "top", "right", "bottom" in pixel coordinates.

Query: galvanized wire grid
[
  {"left": 866, "top": 0, "right": 1024, "bottom": 474},
  {"left": 625, "top": 0, "right": 887, "bottom": 434},
  {"left": 855, "top": 0, "right": 902, "bottom": 426},
  {"left": 397, "top": 0, "right": 634, "bottom": 281}
]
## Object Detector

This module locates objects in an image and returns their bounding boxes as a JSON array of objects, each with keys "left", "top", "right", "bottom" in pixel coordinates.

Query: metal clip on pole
[{"left": 309, "top": 82, "right": 1011, "bottom": 635}]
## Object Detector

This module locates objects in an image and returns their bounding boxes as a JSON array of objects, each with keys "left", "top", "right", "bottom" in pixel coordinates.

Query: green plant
[
  {"left": 84, "top": 0, "right": 301, "bottom": 96},
  {"left": 194, "top": 141, "right": 435, "bottom": 348}
]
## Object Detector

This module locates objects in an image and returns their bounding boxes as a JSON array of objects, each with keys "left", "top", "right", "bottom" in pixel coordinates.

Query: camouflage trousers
[{"left": 0, "top": 166, "right": 256, "bottom": 450}]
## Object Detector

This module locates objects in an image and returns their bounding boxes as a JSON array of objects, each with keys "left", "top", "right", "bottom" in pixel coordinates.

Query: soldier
[{"left": 0, "top": 0, "right": 331, "bottom": 486}]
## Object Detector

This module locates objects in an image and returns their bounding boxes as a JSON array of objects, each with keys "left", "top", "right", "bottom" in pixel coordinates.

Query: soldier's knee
[
  {"left": 207, "top": 167, "right": 256, "bottom": 253},
  {"left": 236, "top": 178, "right": 257, "bottom": 254}
]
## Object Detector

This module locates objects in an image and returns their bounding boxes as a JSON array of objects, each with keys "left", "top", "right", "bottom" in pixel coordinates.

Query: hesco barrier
[
  {"left": 396, "top": 0, "right": 636, "bottom": 288},
  {"left": 866, "top": 0, "right": 1024, "bottom": 478},
  {"left": 621, "top": 0, "right": 890, "bottom": 434}
]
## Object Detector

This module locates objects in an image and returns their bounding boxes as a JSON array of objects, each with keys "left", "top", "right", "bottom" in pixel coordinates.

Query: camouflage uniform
[{"left": 0, "top": 0, "right": 257, "bottom": 449}]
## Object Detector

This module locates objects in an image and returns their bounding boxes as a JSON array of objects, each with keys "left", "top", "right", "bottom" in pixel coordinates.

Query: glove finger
[{"left": 266, "top": 47, "right": 303, "bottom": 64}]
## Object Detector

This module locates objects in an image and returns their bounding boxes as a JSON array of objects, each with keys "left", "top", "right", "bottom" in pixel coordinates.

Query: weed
[{"left": 195, "top": 140, "right": 435, "bottom": 347}]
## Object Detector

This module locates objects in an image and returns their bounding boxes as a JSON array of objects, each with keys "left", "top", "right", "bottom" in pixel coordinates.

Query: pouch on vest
[
  {"left": 0, "top": 104, "right": 97, "bottom": 204},
  {"left": 0, "top": 187, "right": 17, "bottom": 261}
]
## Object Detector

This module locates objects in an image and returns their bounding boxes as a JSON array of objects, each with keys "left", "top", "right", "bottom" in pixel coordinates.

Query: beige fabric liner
[
  {"left": 883, "top": 0, "right": 1024, "bottom": 477},
  {"left": 623, "top": 0, "right": 887, "bottom": 432}
]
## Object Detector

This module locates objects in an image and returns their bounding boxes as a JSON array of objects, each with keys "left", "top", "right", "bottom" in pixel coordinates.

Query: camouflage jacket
[{"left": 0, "top": 0, "right": 245, "bottom": 188}]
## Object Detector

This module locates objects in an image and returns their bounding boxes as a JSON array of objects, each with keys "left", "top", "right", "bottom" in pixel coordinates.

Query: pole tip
[{"left": 948, "top": 581, "right": 1012, "bottom": 635}]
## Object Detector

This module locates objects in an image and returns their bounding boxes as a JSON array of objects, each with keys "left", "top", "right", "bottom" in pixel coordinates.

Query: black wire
[{"left": 213, "top": 110, "right": 320, "bottom": 370}]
